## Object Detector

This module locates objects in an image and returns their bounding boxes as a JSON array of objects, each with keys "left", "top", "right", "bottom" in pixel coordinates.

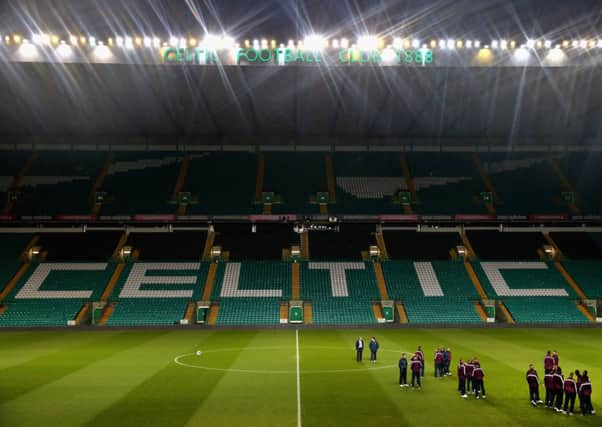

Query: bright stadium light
[
  {"left": 143, "top": 37, "right": 151, "bottom": 48},
  {"left": 579, "top": 39, "right": 587, "bottom": 48},
  {"left": 491, "top": 40, "right": 499, "bottom": 49},
  {"left": 526, "top": 39, "right": 535, "bottom": 49},
  {"left": 500, "top": 39, "right": 508, "bottom": 50},
  {"left": 446, "top": 39, "right": 455, "bottom": 49},
  {"left": 125, "top": 37, "right": 134, "bottom": 49},
  {"left": 303, "top": 34, "right": 326, "bottom": 51},
  {"left": 544, "top": 40, "right": 552, "bottom": 49},
  {"left": 514, "top": 47, "right": 530, "bottom": 62},
  {"left": 69, "top": 35, "right": 78, "bottom": 46},
  {"left": 169, "top": 36, "right": 177, "bottom": 47},
  {"left": 474, "top": 40, "right": 481, "bottom": 48},
  {"left": 411, "top": 39, "right": 420, "bottom": 49},
  {"left": 392, "top": 37, "right": 402, "bottom": 49},
  {"left": 439, "top": 39, "right": 446, "bottom": 49},
  {"left": 56, "top": 41, "right": 73, "bottom": 58},
  {"left": 94, "top": 43, "right": 112, "bottom": 60},
  {"left": 466, "top": 40, "right": 473, "bottom": 49},
  {"left": 357, "top": 35, "right": 378, "bottom": 51},
  {"left": 287, "top": 39, "right": 294, "bottom": 48},
  {"left": 341, "top": 38, "right": 349, "bottom": 48},
  {"left": 19, "top": 40, "right": 38, "bottom": 59},
  {"left": 331, "top": 39, "right": 339, "bottom": 48},
  {"left": 252, "top": 39, "right": 259, "bottom": 49},
  {"left": 598, "top": 39, "right": 602, "bottom": 48},
  {"left": 89, "top": 36, "right": 96, "bottom": 47},
  {"left": 546, "top": 47, "right": 566, "bottom": 64},
  {"left": 381, "top": 47, "right": 397, "bottom": 63},
  {"left": 204, "top": 34, "right": 220, "bottom": 49},
  {"left": 572, "top": 40, "right": 579, "bottom": 48},
  {"left": 153, "top": 37, "right": 161, "bottom": 48},
  {"left": 261, "top": 39, "right": 268, "bottom": 48},
  {"left": 116, "top": 36, "right": 124, "bottom": 47},
  {"left": 222, "top": 35, "right": 234, "bottom": 50},
  {"left": 32, "top": 34, "right": 43, "bottom": 45}
]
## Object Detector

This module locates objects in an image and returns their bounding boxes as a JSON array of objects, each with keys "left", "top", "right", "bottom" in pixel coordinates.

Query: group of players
[
  {"left": 395, "top": 346, "right": 486, "bottom": 400},
  {"left": 526, "top": 350, "right": 595, "bottom": 416}
]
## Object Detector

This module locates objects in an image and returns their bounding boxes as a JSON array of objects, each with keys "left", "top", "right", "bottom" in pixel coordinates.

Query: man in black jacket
[
  {"left": 369, "top": 337, "right": 379, "bottom": 363},
  {"left": 399, "top": 353, "right": 408, "bottom": 387}
]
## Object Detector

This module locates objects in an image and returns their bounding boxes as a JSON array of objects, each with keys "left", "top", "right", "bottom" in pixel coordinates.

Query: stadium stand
[
  {"left": 100, "top": 152, "right": 181, "bottom": 215},
  {"left": 0, "top": 261, "right": 115, "bottom": 327},
  {"left": 106, "top": 261, "right": 208, "bottom": 326},
  {"left": 213, "top": 224, "right": 298, "bottom": 260},
  {"left": 12, "top": 151, "right": 104, "bottom": 216},
  {"left": 182, "top": 152, "right": 256, "bottom": 215},
  {"left": 383, "top": 230, "right": 462, "bottom": 260},
  {"left": 307, "top": 224, "right": 375, "bottom": 260},
  {"left": 381, "top": 260, "right": 482, "bottom": 324},
  {"left": 481, "top": 153, "right": 570, "bottom": 215},
  {"left": 332, "top": 152, "right": 406, "bottom": 214},
  {"left": 557, "top": 153, "right": 602, "bottom": 214},
  {"left": 466, "top": 231, "right": 546, "bottom": 259},
  {"left": 126, "top": 231, "right": 207, "bottom": 260},
  {"left": 300, "top": 262, "right": 378, "bottom": 324},
  {"left": 263, "top": 152, "right": 325, "bottom": 213},
  {"left": 36, "top": 232, "right": 122, "bottom": 261},
  {"left": 561, "top": 261, "right": 602, "bottom": 298},
  {"left": 472, "top": 261, "right": 588, "bottom": 323},
  {"left": 0, "top": 151, "right": 34, "bottom": 212},
  {"left": 406, "top": 152, "right": 487, "bottom": 214},
  {"left": 550, "top": 232, "right": 602, "bottom": 259}
]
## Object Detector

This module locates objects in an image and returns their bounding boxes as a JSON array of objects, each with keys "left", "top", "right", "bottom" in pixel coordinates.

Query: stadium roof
[{"left": 0, "top": 0, "right": 601, "bottom": 146}]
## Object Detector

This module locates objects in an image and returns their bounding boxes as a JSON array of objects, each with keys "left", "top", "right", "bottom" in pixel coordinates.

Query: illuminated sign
[{"left": 162, "top": 47, "right": 434, "bottom": 66}]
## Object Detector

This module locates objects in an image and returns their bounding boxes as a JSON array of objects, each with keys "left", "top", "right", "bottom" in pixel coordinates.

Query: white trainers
[
  {"left": 537, "top": 400, "right": 543, "bottom": 404},
  {"left": 531, "top": 401, "right": 537, "bottom": 407},
  {"left": 462, "top": 394, "right": 467, "bottom": 398},
  {"left": 482, "top": 396, "right": 486, "bottom": 399},
  {"left": 591, "top": 410, "right": 596, "bottom": 415}
]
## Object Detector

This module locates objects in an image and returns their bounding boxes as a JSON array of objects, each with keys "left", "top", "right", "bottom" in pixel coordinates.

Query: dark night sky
[{"left": 0, "top": 0, "right": 601, "bottom": 42}]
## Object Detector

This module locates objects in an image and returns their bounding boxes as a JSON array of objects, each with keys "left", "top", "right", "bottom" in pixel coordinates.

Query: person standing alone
[
  {"left": 355, "top": 336, "right": 364, "bottom": 362},
  {"left": 369, "top": 337, "right": 379, "bottom": 363},
  {"left": 399, "top": 353, "right": 408, "bottom": 387}
]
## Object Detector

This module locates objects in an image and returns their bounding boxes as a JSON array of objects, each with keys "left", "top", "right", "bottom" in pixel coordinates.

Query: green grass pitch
[{"left": 0, "top": 328, "right": 600, "bottom": 427}]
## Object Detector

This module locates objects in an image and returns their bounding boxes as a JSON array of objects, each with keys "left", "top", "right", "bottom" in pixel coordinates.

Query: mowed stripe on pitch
[
  {"left": 85, "top": 331, "right": 260, "bottom": 427},
  {"left": 300, "top": 330, "right": 411, "bottom": 427},
  {"left": 0, "top": 331, "right": 162, "bottom": 406},
  {"left": 185, "top": 330, "right": 298, "bottom": 427},
  {"left": 0, "top": 330, "right": 201, "bottom": 427}
]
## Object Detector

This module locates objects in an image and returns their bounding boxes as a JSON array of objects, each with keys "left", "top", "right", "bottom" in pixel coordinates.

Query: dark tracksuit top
[
  {"left": 543, "top": 373, "right": 554, "bottom": 406},
  {"left": 473, "top": 367, "right": 485, "bottom": 396},
  {"left": 457, "top": 364, "right": 466, "bottom": 394},
  {"left": 526, "top": 369, "right": 540, "bottom": 401},
  {"left": 552, "top": 373, "right": 564, "bottom": 409},
  {"left": 544, "top": 356, "right": 555, "bottom": 372},
  {"left": 410, "top": 359, "right": 422, "bottom": 387},
  {"left": 563, "top": 378, "right": 577, "bottom": 413}
]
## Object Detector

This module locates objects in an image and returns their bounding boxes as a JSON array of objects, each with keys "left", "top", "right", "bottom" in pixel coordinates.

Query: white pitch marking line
[{"left": 296, "top": 329, "right": 302, "bottom": 427}]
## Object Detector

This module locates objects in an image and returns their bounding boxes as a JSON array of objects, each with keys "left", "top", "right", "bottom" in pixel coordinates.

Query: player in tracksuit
[
  {"left": 526, "top": 364, "right": 541, "bottom": 406},
  {"left": 398, "top": 353, "right": 408, "bottom": 387},
  {"left": 473, "top": 362, "right": 485, "bottom": 399},
  {"left": 434, "top": 348, "right": 443, "bottom": 378},
  {"left": 410, "top": 354, "right": 422, "bottom": 389},
  {"left": 416, "top": 346, "right": 425, "bottom": 377},
  {"left": 544, "top": 369, "right": 554, "bottom": 408},
  {"left": 544, "top": 351, "right": 555, "bottom": 374},
  {"left": 579, "top": 371, "right": 595, "bottom": 416},
  {"left": 458, "top": 359, "right": 467, "bottom": 397},
  {"left": 552, "top": 351, "right": 559, "bottom": 367},
  {"left": 563, "top": 372, "right": 577, "bottom": 415},
  {"left": 552, "top": 367, "right": 565, "bottom": 413},
  {"left": 465, "top": 359, "right": 475, "bottom": 395},
  {"left": 441, "top": 349, "right": 449, "bottom": 377}
]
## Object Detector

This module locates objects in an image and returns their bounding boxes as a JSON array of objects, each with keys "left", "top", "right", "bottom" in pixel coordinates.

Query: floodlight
[
  {"left": 546, "top": 48, "right": 566, "bottom": 63},
  {"left": 340, "top": 38, "right": 349, "bottom": 48},
  {"left": 598, "top": 39, "right": 602, "bottom": 48},
  {"left": 222, "top": 35, "right": 234, "bottom": 50},
  {"left": 446, "top": 39, "right": 455, "bottom": 49},
  {"left": 392, "top": 37, "right": 403, "bottom": 49},
  {"left": 357, "top": 35, "right": 378, "bottom": 51},
  {"left": 411, "top": 39, "right": 420, "bottom": 48},
  {"left": 94, "top": 43, "right": 112, "bottom": 60},
  {"left": 19, "top": 40, "right": 38, "bottom": 59},
  {"left": 152, "top": 37, "right": 161, "bottom": 48},
  {"left": 125, "top": 37, "right": 134, "bottom": 49},
  {"left": 579, "top": 39, "right": 587, "bottom": 48},
  {"left": 204, "top": 34, "right": 220, "bottom": 49},
  {"left": 544, "top": 40, "right": 552, "bottom": 49},
  {"left": 466, "top": 40, "right": 473, "bottom": 48},
  {"left": 500, "top": 39, "right": 508, "bottom": 50},
  {"left": 526, "top": 39, "right": 535, "bottom": 49},
  {"left": 116, "top": 36, "right": 124, "bottom": 47},
  {"left": 381, "top": 47, "right": 397, "bottom": 63},
  {"left": 514, "top": 47, "right": 530, "bottom": 62},
  {"left": 491, "top": 40, "right": 499, "bottom": 49},
  {"left": 439, "top": 39, "right": 446, "bottom": 49},
  {"left": 331, "top": 39, "right": 339, "bottom": 48},
  {"left": 57, "top": 42, "right": 73, "bottom": 58},
  {"left": 572, "top": 40, "right": 578, "bottom": 48},
  {"left": 474, "top": 40, "right": 481, "bottom": 48},
  {"left": 169, "top": 36, "right": 177, "bottom": 47},
  {"left": 303, "top": 34, "right": 326, "bottom": 51}
]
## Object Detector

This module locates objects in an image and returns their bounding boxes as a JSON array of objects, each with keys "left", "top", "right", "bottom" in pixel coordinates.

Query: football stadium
[{"left": 0, "top": 0, "right": 601, "bottom": 425}]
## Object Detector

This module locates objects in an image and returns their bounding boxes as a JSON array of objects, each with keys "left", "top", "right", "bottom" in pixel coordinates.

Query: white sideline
[{"left": 296, "top": 329, "right": 302, "bottom": 427}]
